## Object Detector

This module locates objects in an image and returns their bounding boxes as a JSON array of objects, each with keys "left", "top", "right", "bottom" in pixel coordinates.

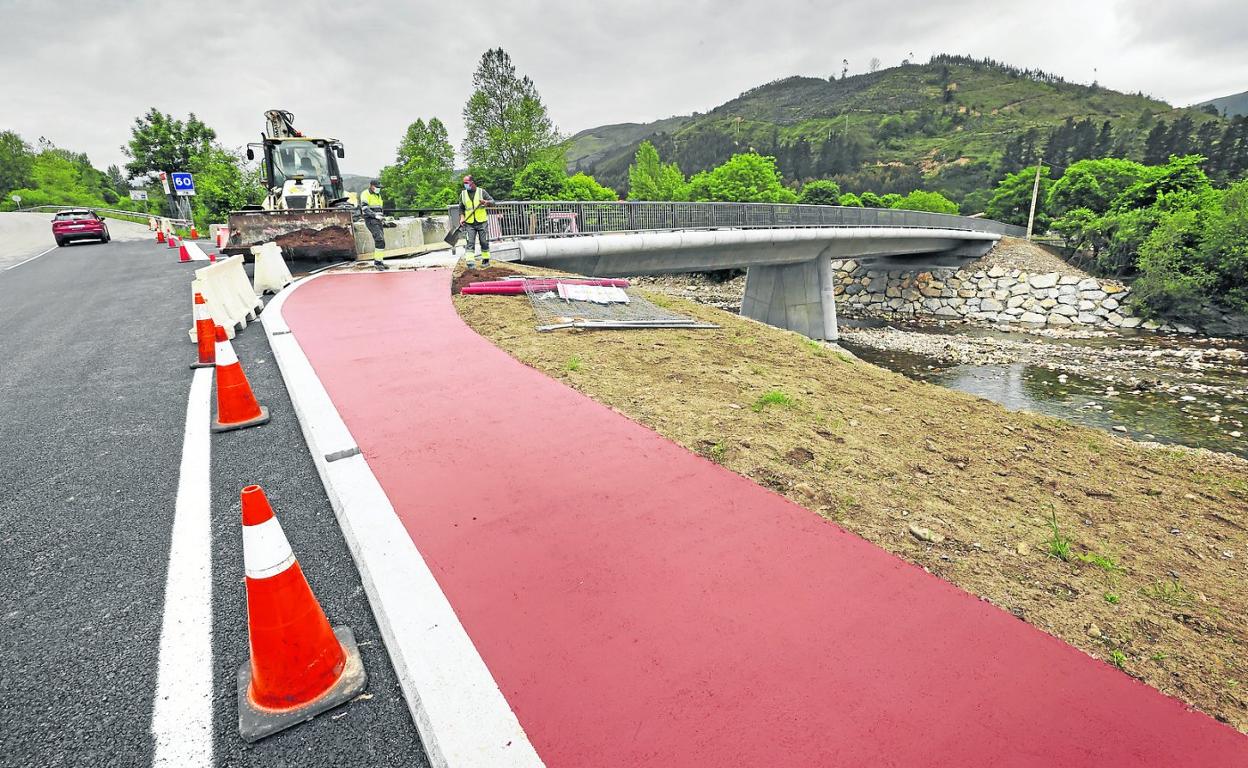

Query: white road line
[
  {"left": 150, "top": 367, "right": 214, "bottom": 767},
  {"left": 4, "top": 245, "right": 56, "bottom": 271}
]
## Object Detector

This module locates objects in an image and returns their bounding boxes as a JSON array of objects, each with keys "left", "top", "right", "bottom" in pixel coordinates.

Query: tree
[
  {"left": 891, "top": 189, "right": 959, "bottom": 214},
  {"left": 1047, "top": 158, "right": 1151, "bottom": 218},
  {"left": 513, "top": 157, "right": 567, "bottom": 200},
  {"left": 105, "top": 164, "right": 128, "bottom": 196},
  {"left": 986, "top": 165, "right": 1053, "bottom": 228},
  {"left": 627, "top": 141, "right": 687, "bottom": 201},
  {"left": 0, "top": 130, "right": 34, "bottom": 197},
  {"left": 462, "top": 48, "right": 561, "bottom": 193},
  {"left": 122, "top": 108, "right": 216, "bottom": 178},
  {"left": 869, "top": 57, "right": 881, "bottom": 73},
  {"left": 837, "top": 192, "right": 864, "bottom": 207},
  {"left": 561, "top": 172, "right": 617, "bottom": 201},
  {"left": 684, "top": 153, "right": 797, "bottom": 203},
  {"left": 380, "top": 117, "right": 457, "bottom": 209},
  {"left": 797, "top": 179, "right": 842, "bottom": 205},
  {"left": 186, "top": 146, "right": 263, "bottom": 225}
]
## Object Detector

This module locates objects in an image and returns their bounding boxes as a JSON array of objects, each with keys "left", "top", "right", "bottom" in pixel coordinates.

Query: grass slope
[{"left": 455, "top": 274, "right": 1248, "bottom": 733}]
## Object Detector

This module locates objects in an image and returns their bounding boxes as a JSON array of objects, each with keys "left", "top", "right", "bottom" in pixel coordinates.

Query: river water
[{"left": 838, "top": 319, "right": 1248, "bottom": 459}]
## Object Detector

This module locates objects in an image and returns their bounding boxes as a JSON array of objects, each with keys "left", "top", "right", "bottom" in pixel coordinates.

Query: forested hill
[
  {"left": 568, "top": 55, "right": 1243, "bottom": 206},
  {"left": 1199, "top": 90, "right": 1248, "bottom": 118}
]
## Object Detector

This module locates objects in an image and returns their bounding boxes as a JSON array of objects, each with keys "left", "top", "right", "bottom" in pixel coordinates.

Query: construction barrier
[
  {"left": 250, "top": 243, "right": 293, "bottom": 295},
  {"left": 188, "top": 254, "right": 262, "bottom": 342},
  {"left": 183, "top": 241, "right": 212, "bottom": 262}
]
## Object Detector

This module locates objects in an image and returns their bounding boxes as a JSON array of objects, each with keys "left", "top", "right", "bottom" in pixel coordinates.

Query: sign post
[
  {"left": 10, "top": 194, "right": 20, "bottom": 210},
  {"left": 171, "top": 173, "right": 196, "bottom": 196}
]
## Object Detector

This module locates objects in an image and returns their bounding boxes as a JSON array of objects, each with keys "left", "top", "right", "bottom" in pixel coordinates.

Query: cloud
[{"left": 1, "top": 0, "right": 1244, "bottom": 176}]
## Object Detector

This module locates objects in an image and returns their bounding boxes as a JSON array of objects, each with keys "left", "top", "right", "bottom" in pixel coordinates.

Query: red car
[{"left": 52, "top": 209, "right": 111, "bottom": 246}]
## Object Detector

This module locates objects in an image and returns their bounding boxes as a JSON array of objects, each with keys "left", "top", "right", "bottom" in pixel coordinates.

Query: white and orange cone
[
  {"left": 178, "top": 241, "right": 191, "bottom": 263},
  {"left": 216, "top": 226, "right": 228, "bottom": 249},
  {"left": 189, "top": 225, "right": 199, "bottom": 240},
  {"left": 212, "top": 326, "right": 270, "bottom": 432},
  {"left": 167, "top": 233, "right": 178, "bottom": 250},
  {"left": 190, "top": 293, "right": 215, "bottom": 369},
  {"left": 237, "top": 485, "right": 366, "bottom": 742},
  {"left": 156, "top": 229, "right": 165, "bottom": 244}
]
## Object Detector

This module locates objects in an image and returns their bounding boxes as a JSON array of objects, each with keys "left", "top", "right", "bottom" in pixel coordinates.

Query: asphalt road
[
  {"left": 0, "top": 231, "right": 428, "bottom": 766},
  {"left": 0, "top": 211, "right": 153, "bottom": 269}
]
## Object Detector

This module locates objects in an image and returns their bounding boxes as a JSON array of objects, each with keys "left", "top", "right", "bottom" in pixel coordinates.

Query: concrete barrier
[
  {"left": 251, "top": 243, "right": 294, "bottom": 295},
  {"left": 186, "top": 254, "right": 262, "bottom": 342}
]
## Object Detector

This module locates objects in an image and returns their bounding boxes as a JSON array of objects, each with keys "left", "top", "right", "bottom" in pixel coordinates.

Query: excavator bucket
[{"left": 225, "top": 209, "right": 356, "bottom": 262}]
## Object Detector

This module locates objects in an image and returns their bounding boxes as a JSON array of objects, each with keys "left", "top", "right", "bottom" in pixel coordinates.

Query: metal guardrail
[
  {"left": 18, "top": 204, "right": 192, "bottom": 227},
  {"left": 448, "top": 201, "right": 1027, "bottom": 240}
]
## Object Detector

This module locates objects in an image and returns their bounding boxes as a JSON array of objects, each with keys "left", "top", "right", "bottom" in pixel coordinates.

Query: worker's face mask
[{"left": 464, "top": 183, "right": 473, "bottom": 191}]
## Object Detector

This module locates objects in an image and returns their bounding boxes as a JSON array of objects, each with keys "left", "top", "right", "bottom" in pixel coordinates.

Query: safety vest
[
  {"left": 360, "top": 189, "right": 383, "bottom": 208},
  {"left": 461, "top": 188, "right": 488, "bottom": 224}
]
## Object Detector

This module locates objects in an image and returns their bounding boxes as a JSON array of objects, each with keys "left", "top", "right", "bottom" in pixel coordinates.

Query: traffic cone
[
  {"left": 190, "top": 293, "right": 214, "bottom": 369},
  {"left": 156, "top": 229, "right": 165, "bottom": 244},
  {"left": 217, "top": 227, "right": 228, "bottom": 249},
  {"left": 212, "top": 326, "right": 270, "bottom": 432},
  {"left": 237, "top": 485, "right": 366, "bottom": 742},
  {"left": 189, "top": 225, "right": 199, "bottom": 239},
  {"left": 167, "top": 234, "right": 178, "bottom": 250},
  {"left": 209, "top": 252, "right": 217, "bottom": 263},
  {"left": 179, "top": 241, "right": 191, "bottom": 263}
]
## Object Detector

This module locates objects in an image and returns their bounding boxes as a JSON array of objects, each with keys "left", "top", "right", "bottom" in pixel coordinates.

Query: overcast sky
[{"left": 2, "top": 0, "right": 1244, "bottom": 177}]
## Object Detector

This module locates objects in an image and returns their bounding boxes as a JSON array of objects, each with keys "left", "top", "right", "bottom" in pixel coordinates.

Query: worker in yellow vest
[
  {"left": 359, "top": 179, "right": 387, "bottom": 270},
  {"left": 458, "top": 175, "right": 493, "bottom": 270}
]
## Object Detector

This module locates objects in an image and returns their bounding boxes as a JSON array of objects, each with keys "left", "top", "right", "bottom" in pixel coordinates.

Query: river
[{"left": 838, "top": 319, "right": 1248, "bottom": 459}]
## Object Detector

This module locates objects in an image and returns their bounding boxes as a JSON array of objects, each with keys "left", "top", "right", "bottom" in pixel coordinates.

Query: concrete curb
[{"left": 262, "top": 272, "right": 544, "bottom": 768}]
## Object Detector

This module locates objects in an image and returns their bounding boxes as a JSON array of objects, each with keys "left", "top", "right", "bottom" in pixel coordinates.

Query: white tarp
[{"left": 556, "top": 283, "right": 630, "bottom": 304}]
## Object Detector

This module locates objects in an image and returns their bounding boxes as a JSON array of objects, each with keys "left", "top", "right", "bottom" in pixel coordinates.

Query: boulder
[
  {"left": 1103, "top": 282, "right": 1125, "bottom": 294},
  {"left": 1019, "top": 311, "right": 1047, "bottom": 324},
  {"left": 1058, "top": 275, "right": 1081, "bottom": 285},
  {"left": 1051, "top": 304, "right": 1078, "bottom": 317},
  {"left": 1047, "top": 313, "right": 1073, "bottom": 326},
  {"left": 981, "top": 298, "right": 1005, "bottom": 312},
  {"left": 867, "top": 276, "right": 888, "bottom": 292},
  {"left": 1007, "top": 295, "right": 1027, "bottom": 309},
  {"left": 1029, "top": 273, "right": 1060, "bottom": 289},
  {"left": 1039, "top": 298, "right": 1058, "bottom": 309},
  {"left": 1079, "top": 290, "right": 1108, "bottom": 301},
  {"left": 987, "top": 266, "right": 1007, "bottom": 278},
  {"left": 1101, "top": 297, "right": 1119, "bottom": 311},
  {"left": 1077, "top": 312, "right": 1102, "bottom": 325},
  {"left": 1121, "top": 316, "right": 1142, "bottom": 329},
  {"left": 1077, "top": 299, "right": 1096, "bottom": 311},
  {"left": 1105, "top": 312, "right": 1124, "bottom": 326},
  {"left": 1077, "top": 277, "right": 1101, "bottom": 291}
]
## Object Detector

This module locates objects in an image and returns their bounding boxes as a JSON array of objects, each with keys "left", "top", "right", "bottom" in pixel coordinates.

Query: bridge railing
[{"left": 450, "top": 200, "right": 1027, "bottom": 240}]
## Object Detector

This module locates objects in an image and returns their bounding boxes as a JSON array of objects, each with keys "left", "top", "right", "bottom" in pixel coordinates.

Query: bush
[
  {"left": 797, "top": 179, "right": 842, "bottom": 205},
  {"left": 561, "top": 172, "right": 617, "bottom": 201},
  {"left": 513, "top": 158, "right": 567, "bottom": 200},
  {"left": 686, "top": 152, "right": 798, "bottom": 203},
  {"left": 837, "top": 192, "right": 864, "bottom": 207},
  {"left": 890, "top": 189, "right": 959, "bottom": 214}
]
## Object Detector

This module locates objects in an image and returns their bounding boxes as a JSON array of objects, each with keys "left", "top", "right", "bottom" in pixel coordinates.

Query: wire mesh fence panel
[{"left": 524, "top": 282, "right": 706, "bottom": 328}]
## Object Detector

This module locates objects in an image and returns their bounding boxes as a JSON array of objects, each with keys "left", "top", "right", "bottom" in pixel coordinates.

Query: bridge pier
[{"left": 741, "top": 257, "right": 840, "bottom": 341}]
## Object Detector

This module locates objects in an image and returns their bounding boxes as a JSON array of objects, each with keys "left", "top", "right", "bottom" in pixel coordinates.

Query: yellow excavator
[{"left": 225, "top": 110, "right": 357, "bottom": 260}]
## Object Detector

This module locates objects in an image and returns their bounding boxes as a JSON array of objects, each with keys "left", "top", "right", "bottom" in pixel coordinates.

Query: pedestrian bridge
[{"left": 479, "top": 201, "right": 1025, "bottom": 341}]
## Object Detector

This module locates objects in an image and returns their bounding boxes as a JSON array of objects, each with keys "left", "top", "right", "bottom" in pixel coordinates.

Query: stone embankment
[{"left": 829, "top": 260, "right": 1182, "bottom": 331}]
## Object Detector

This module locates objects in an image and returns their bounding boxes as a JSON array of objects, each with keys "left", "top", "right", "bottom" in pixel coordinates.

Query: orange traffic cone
[
  {"left": 167, "top": 234, "right": 178, "bottom": 250},
  {"left": 178, "top": 241, "right": 191, "bottom": 263},
  {"left": 156, "top": 229, "right": 165, "bottom": 244},
  {"left": 209, "top": 252, "right": 217, "bottom": 263},
  {"left": 190, "top": 293, "right": 215, "bottom": 369},
  {"left": 189, "top": 225, "right": 199, "bottom": 239},
  {"left": 216, "top": 227, "right": 228, "bottom": 249},
  {"left": 237, "top": 485, "right": 366, "bottom": 742},
  {"left": 212, "top": 326, "right": 270, "bottom": 432}
]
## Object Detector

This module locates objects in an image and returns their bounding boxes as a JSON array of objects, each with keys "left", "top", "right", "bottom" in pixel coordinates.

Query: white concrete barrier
[
  {"left": 250, "top": 243, "right": 294, "bottom": 295},
  {"left": 186, "top": 254, "right": 262, "bottom": 342},
  {"left": 184, "top": 241, "right": 211, "bottom": 262}
]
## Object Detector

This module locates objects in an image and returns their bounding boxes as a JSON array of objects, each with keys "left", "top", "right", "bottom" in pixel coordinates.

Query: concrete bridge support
[{"left": 740, "top": 258, "right": 840, "bottom": 341}]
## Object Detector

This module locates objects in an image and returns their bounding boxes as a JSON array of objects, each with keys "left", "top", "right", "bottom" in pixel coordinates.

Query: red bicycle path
[{"left": 283, "top": 269, "right": 1248, "bottom": 767}]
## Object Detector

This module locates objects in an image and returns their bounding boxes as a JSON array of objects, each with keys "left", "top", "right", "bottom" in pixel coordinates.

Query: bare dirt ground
[{"left": 454, "top": 270, "right": 1248, "bottom": 732}]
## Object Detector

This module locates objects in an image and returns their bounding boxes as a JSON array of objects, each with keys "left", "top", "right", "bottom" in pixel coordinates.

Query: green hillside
[
  {"left": 570, "top": 55, "right": 1232, "bottom": 206},
  {"left": 1199, "top": 89, "right": 1248, "bottom": 118}
]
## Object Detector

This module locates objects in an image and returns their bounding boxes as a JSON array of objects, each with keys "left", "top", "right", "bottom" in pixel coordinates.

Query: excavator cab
[{"left": 228, "top": 110, "right": 357, "bottom": 261}]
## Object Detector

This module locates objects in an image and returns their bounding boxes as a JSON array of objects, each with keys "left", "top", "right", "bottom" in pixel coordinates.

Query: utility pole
[{"left": 1025, "top": 161, "right": 1044, "bottom": 241}]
